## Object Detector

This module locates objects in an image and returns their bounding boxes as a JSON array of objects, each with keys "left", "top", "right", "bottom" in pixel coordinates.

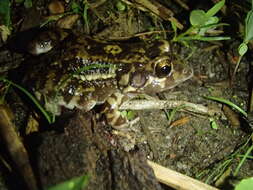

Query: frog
[{"left": 24, "top": 30, "right": 193, "bottom": 129}]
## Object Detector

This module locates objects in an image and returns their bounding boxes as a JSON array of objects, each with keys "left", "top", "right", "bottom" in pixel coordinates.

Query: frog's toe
[
  {"left": 110, "top": 117, "right": 140, "bottom": 130},
  {"left": 105, "top": 109, "right": 139, "bottom": 130}
]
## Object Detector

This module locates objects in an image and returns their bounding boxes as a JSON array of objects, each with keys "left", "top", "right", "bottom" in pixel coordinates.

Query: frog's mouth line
[{"left": 166, "top": 68, "right": 194, "bottom": 89}]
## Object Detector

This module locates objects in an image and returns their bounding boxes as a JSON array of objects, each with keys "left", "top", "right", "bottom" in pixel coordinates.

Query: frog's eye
[
  {"left": 28, "top": 36, "right": 53, "bottom": 55},
  {"left": 27, "top": 30, "right": 61, "bottom": 55},
  {"left": 155, "top": 58, "right": 173, "bottom": 78}
]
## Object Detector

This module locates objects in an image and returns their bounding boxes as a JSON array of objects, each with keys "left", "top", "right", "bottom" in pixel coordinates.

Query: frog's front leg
[{"left": 102, "top": 92, "right": 134, "bottom": 130}]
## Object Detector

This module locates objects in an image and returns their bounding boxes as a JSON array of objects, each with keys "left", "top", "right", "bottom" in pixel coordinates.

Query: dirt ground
[{"left": 0, "top": 0, "right": 253, "bottom": 190}]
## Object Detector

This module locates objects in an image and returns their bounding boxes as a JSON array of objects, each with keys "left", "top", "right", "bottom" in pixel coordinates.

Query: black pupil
[
  {"left": 40, "top": 40, "right": 51, "bottom": 48},
  {"left": 161, "top": 65, "right": 171, "bottom": 74}
]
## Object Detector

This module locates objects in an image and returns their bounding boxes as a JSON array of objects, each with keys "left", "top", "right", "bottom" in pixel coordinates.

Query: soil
[{"left": 0, "top": 0, "right": 253, "bottom": 190}]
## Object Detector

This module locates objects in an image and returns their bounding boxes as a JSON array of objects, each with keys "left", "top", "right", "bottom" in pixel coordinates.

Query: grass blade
[
  {"left": 234, "top": 144, "right": 253, "bottom": 176},
  {"left": 206, "top": 0, "right": 225, "bottom": 18},
  {"left": 204, "top": 96, "right": 247, "bottom": 117},
  {"left": 0, "top": 0, "right": 11, "bottom": 27},
  {"left": 0, "top": 77, "right": 53, "bottom": 124}
]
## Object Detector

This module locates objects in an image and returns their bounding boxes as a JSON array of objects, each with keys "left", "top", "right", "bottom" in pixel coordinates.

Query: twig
[
  {"left": 148, "top": 160, "right": 219, "bottom": 190},
  {"left": 122, "top": 0, "right": 183, "bottom": 29},
  {"left": 0, "top": 105, "right": 38, "bottom": 190},
  {"left": 172, "top": 0, "right": 190, "bottom": 10},
  {"left": 107, "top": 30, "right": 172, "bottom": 40}
]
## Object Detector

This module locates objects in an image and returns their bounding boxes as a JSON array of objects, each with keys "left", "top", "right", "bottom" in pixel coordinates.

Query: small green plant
[
  {"left": 203, "top": 96, "right": 253, "bottom": 185},
  {"left": 234, "top": 143, "right": 253, "bottom": 176},
  {"left": 235, "top": 177, "right": 253, "bottom": 190},
  {"left": 233, "top": 0, "right": 253, "bottom": 78},
  {"left": 71, "top": 1, "right": 90, "bottom": 33},
  {"left": 209, "top": 118, "right": 219, "bottom": 129},
  {"left": 164, "top": 105, "right": 186, "bottom": 126},
  {"left": 115, "top": 0, "right": 126, "bottom": 12},
  {"left": 121, "top": 110, "right": 135, "bottom": 120},
  {"left": 46, "top": 174, "right": 89, "bottom": 190},
  {"left": 172, "top": 0, "right": 230, "bottom": 43},
  {"left": 202, "top": 134, "right": 253, "bottom": 185}
]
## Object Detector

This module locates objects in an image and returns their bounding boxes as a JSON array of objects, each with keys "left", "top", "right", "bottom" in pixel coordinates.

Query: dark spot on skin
[
  {"left": 68, "top": 47, "right": 80, "bottom": 57},
  {"left": 146, "top": 41, "right": 169, "bottom": 58},
  {"left": 114, "top": 116, "right": 127, "bottom": 127},
  {"left": 146, "top": 47, "right": 161, "bottom": 59},
  {"left": 116, "top": 64, "right": 131, "bottom": 79}
]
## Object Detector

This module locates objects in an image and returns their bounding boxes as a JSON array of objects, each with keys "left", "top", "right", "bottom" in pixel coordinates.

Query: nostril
[
  {"left": 182, "top": 67, "right": 193, "bottom": 75},
  {"left": 182, "top": 68, "right": 188, "bottom": 74}
]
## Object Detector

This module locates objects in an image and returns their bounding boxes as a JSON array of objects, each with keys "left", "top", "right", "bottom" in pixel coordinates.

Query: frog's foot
[{"left": 105, "top": 109, "right": 139, "bottom": 130}]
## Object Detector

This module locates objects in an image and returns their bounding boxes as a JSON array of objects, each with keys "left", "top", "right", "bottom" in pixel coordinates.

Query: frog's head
[{"left": 123, "top": 55, "right": 193, "bottom": 94}]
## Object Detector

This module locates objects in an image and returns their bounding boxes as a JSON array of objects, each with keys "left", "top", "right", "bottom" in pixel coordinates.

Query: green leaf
[
  {"left": 0, "top": 0, "right": 11, "bottom": 27},
  {"left": 245, "top": 10, "right": 253, "bottom": 42},
  {"left": 71, "top": 2, "right": 81, "bottom": 13},
  {"left": 238, "top": 43, "right": 248, "bottom": 56},
  {"left": 235, "top": 177, "right": 253, "bottom": 190},
  {"left": 205, "top": 16, "right": 219, "bottom": 25},
  {"left": 120, "top": 110, "right": 135, "bottom": 120},
  {"left": 116, "top": 1, "right": 126, "bottom": 11},
  {"left": 209, "top": 118, "right": 218, "bottom": 129},
  {"left": 205, "top": 0, "right": 225, "bottom": 18},
  {"left": 198, "top": 22, "right": 228, "bottom": 30},
  {"left": 127, "top": 110, "right": 135, "bottom": 120},
  {"left": 178, "top": 36, "right": 230, "bottom": 41},
  {"left": 171, "top": 20, "right": 177, "bottom": 33},
  {"left": 190, "top": 0, "right": 225, "bottom": 26},
  {"left": 47, "top": 175, "right": 89, "bottom": 190},
  {"left": 83, "top": 3, "right": 89, "bottom": 33},
  {"left": 190, "top": 10, "right": 207, "bottom": 26}
]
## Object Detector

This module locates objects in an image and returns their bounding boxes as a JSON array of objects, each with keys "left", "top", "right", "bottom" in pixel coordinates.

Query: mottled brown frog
[{"left": 24, "top": 31, "right": 193, "bottom": 129}]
